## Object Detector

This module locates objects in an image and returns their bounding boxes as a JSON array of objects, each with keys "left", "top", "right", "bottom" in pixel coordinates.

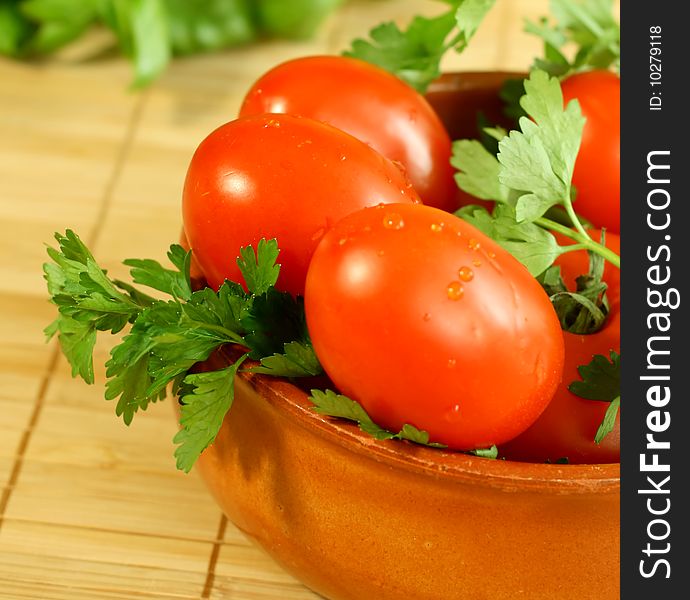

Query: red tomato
[
  {"left": 561, "top": 70, "right": 620, "bottom": 233},
  {"left": 304, "top": 203, "right": 565, "bottom": 450},
  {"left": 500, "top": 231, "right": 621, "bottom": 464},
  {"left": 182, "top": 113, "right": 420, "bottom": 296},
  {"left": 239, "top": 56, "right": 457, "bottom": 212}
]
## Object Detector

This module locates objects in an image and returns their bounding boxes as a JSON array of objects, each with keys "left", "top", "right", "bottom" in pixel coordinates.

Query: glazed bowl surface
[{"left": 192, "top": 72, "right": 621, "bottom": 600}]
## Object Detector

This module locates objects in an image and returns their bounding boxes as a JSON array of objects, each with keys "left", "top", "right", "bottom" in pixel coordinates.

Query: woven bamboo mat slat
[{"left": 0, "top": 1, "right": 618, "bottom": 598}]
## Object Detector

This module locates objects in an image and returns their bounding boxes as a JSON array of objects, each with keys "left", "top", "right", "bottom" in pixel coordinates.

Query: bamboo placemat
[{"left": 0, "top": 1, "right": 617, "bottom": 598}]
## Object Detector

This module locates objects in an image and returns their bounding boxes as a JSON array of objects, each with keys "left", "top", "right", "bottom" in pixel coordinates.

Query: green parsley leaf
[
  {"left": 241, "top": 289, "right": 308, "bottom": 359},
  {"left": 457, "top": 204, "right": 562, "bottom": 277},
  {"left": 0, "top": 2, "right": 33, "bottom": 56},
  {"left": 469, "top": 445, "right": 498, "bottom": 459},
  {"left": 309, "top": 389, "right": 447, "bottom": 448},
  {"left": 45, "top": 230, "right": 326, "bottom": 470},
  {"left": 123, "top": 244, "right": 192, "bottom": 301},
  {"left": 236, "top": 238, "right": 280, "bottom": 296},
  {"left": 19, "top": 0, "right": 99, "bottom": 54},
  {"left": 164, "top": 0, "right": 254, "bottom": 55},
  {"left": 568, "top": 350, "right": 620, "bottom": 402},
  {"left": 525, "top": 0, "right": 620, "bottom": 76},
  {"left": 43, "top": 230, "right": 148, "bottom": 383},
  {"left": 594, "top": 395, "right": 619, "bottom": 444},
  {"left": 100, "top": 0, "right": 171, "bottom": 89},
  {"left": 497, "top": 70, "right": 585, "bottom": 223},
  {"left": 539, "top": 234, "right": 610, "bottom": 334},
  {"left": 174, "top": 354, "right": 248, "bottom": 472},
  {"left": 450, "top": 139, "right": 509, "bottom": 203},
  {"left": 249, "top": 340, "right": 322, "bottom": 377},
  {"left": 345, "top": 11, "right": 455, "bottom": 93},
  {"left": 344, "top": 0, "right": 496, "bottom": 93},
  {"left": 568, "top": 351, "right": 620, "bottom": 443},
  {"left": 254, "top": 0, "right": 341, "bottom": 41}
]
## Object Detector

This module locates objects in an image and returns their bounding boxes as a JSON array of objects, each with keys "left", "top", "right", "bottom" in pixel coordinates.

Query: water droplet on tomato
[
  {"left": 383, "top": 213, "right": 404, "bottom": 230},
  {"left": 311, "top": 227, "right": 325, "bottom": 241},
  {"left": 340, "top": 155, "right": 347, "bottom": 161},
  {"left": 338, "top": 237, "right": 348, "bottom": 246},
  {"left": 377, "top": 249, "right": 385, "bottom": 257},
  {"left": 446, "top": 281, "right": 464, "bottom": 300},
  {"left": 468, "top": 238, "right": 480, "bottom": 251},
  {"left": 264, "top": 118, "right": 281, "bottom": 128},
  {"left": 447, "top": 358, "right": 457, "bottom": 368},
  {"left": 443, "top": 404, "right": 462, "bottom": 423},
  {"left": 488, "top": 251, "right": 496, "bottom": 259},
  {"left": 472, "top": 259, "right": 482, "bottom": 268},
  {"left": 430, "top": 223, "right": 444, "bottom": 233},
  {"left": 457, "top": 266, "right": 474, "bottom": 282}
]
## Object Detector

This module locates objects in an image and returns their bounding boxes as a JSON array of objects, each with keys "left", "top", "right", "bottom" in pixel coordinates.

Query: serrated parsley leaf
[
  {"left": 237, "top": 238, "right": 280, "bottom": 295},
  {"left": 528, "top": 0, "right": 620, "bottom": 76},
  {"left": 43, "top": 230, "right": 149, "bottom": 383},
  {"left": 249, "top": 341, "right": 322, "bottom": 377},
  {"left": 104, "top": 290, "right": 249, "bottom": 423},
  {"left": 569, "top": 351, "right": 620, "bottom": 443},
  {"left": 569, "top": 350, "right": 620, "bottom": 401},
  {"left": 45, "top": 231, "right": 326, "bottom": 471},
  {"left": 174, "top": 354, "right": 248, "bottom": 472},
  {"left": 123, "top": 244, "right": 192, "bottom": 301},
  {"left": 344, "top": 0, "right": 496, "bottom": 93},
  {"left": 451, "top": 139, "right": 509, "bottom": 203},
  {"left": 241, "top": 289, "right": 308, "bottom": 359},
  {"left": 497, "top": 70, "right": 585, "bottom": 223},
  {"left": 345, "top": 12, "right": 454, "bottom": 93},
  {"left": 309, "top": 389, "right": 447, "bottom": 448},
  {"left": 457, "top": 204, "right": 562, "bottom": 276}
]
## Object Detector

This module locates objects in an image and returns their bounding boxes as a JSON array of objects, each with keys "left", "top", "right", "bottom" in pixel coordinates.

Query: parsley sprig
[
  {"left": 452, "top": 69, "right": 619, "bottom": 331},
  {"left": 569, "top": 351, "right": 620, "bottom": 443},
  {"left": 309, "top": 389, "right": 498, "bottom": 458},
  {"left": 345, "top": 0, "right": 497, "bottom": 93},
  {"left": 525, "top": 0, "right": 620, "bottom": 77},
  {"left": 44, "top": 230, "right": 501, "bottom": 469},
  {"left": 44, "top": 231, "right": 322, "bottom": 471}
]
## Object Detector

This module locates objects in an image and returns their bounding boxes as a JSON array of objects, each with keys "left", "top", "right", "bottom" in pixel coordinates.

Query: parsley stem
[
  {"left": 536, "top": 217, "right": 620, "bottom": 269},
  {"left": 192, "top": 322, "right": 246, "bottom": 346}
]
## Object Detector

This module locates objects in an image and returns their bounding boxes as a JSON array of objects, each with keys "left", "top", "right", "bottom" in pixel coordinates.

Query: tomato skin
[
  {"left": 499, "top": 310, "right": 620, "bottom": 464},
  {"left": 239, "top": 56, "right": 457, "bottom": 212},
  {"left": 305, "top": 203, "right": 565, "bottom": 450},
  {"left": 561, "top": 70, "right": 620, "bottom": 233},
  {"left": 499, "top": 231, "right": 621, "bottom": 464},
  {"left": 182, "top": 113, "right": 420, "bottom": 296}
]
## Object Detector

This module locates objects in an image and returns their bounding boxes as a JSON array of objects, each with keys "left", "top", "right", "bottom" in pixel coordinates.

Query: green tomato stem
[{"left": 536, "top": 216, "right": 621, "bottom": 269}]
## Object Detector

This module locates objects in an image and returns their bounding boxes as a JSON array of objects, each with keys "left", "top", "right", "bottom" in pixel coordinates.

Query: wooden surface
[{"left": 0, "top": 1, "right": 618, "bottom": 598}]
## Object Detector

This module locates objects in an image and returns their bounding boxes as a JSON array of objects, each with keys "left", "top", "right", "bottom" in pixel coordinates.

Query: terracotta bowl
[{"left": 191, "top": 73, "right": 621, "bottom": 600}]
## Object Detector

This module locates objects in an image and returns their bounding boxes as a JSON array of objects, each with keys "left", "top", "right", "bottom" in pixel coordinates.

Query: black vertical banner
[{"left": 621, "top": 3, "right": 688, "bottom": 597}]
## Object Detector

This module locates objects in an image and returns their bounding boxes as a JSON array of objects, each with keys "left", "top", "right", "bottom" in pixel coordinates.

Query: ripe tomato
[
  {"left": 182, "top": 113, "right": 420, "bottom": 296},
  {"left": 499, "top": 231, "right": 621, "bottom": 463},
  {"left": 561, "top": 70, "right": 620, "bottom": 233},
  {"left": 239, "top": 56, "right": 457, "bottom": 212},
  {"left": 304, "top": 203, "right": 565, "bottom": 450}
]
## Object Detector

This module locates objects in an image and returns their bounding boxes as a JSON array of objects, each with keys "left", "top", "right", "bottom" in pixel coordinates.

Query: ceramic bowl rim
[{"left": 237, "top": 364, "right": 620, "bottom": 496}]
